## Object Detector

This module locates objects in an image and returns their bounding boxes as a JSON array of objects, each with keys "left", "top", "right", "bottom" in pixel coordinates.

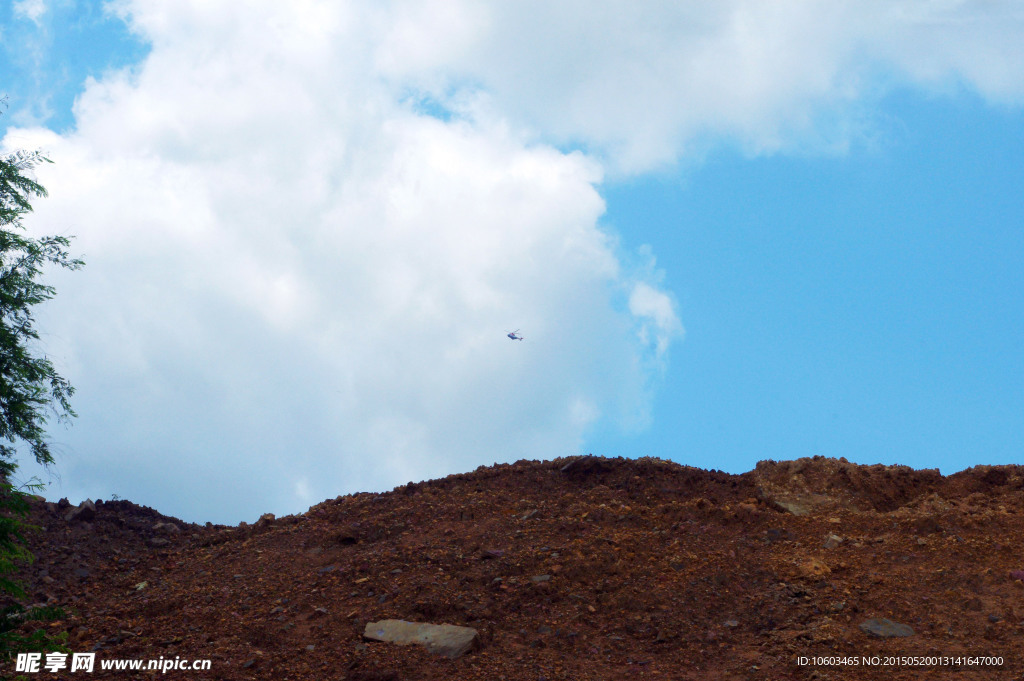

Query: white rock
[{"left": 363, "top": 619, "right": 478, "bottom": 659}]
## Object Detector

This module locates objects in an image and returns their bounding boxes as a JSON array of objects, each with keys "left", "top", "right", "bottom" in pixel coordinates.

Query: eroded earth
[{"left": 10, "top": 455, "right": 1024, "bottom": 680}]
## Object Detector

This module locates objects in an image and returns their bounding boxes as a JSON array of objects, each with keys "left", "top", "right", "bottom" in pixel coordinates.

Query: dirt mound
[
  {"left": 753, "top": 456, "right": 1024, "bottom": 515},
  {"left": 9, "top": 456, "right": 1024, "bottom": 680}
]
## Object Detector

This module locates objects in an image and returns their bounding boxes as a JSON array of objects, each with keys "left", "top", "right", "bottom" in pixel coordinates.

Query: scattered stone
[
  {"left": 981, "top": 468, "right": 1008, "bottom": 486},
  {"left": 822, "top": 534, "right": 844, "bottom": 549},
  {"left": 560, "top": 455, "right": 611, "bottom": 479},
  {"left": 775, "top": 500, "right": 811, "bottom": 516},
  {"left": 65, "top": 500, "right": 96, "bottom": 523},
  {"left": 148, "top": 537, "right": 170, "bottom": 548},
  {"left": 74, "top": 568, "right": 90, "bottom": 579},
  {"left": 363, "top": 619, "right": 479, "bottom": 659},
  {"left": 766, "top": 528, "right": 796, "bottom": 543},
  {"left": 796, "top": 558, "right": 831, "bottom": 579},
  {"left": 152, "top": 522, "right": 181, "bottom": 534},
  {"left": 859, "top": 618, "right": 914, "bottom": 638},
  {"left": 530, "top": 574, "right": 552, "bottom": 583},
  {"left": 913, "top": 517, "right": 943, "bottom": 535},
  {"left": 12, "top": 454, "right": 1023, "bottom": 679}
]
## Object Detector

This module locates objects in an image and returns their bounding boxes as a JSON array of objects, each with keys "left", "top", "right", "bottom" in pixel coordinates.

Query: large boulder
[{"left": 363, "top": 619, "right": 478, "bottom": 659}]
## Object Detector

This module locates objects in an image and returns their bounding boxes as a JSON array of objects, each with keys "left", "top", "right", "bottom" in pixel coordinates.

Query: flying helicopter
[{"left": 506, "top": 329, "right": 523, "bottom": 341}]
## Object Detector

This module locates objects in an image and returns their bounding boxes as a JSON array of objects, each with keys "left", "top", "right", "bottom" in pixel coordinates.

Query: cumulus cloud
[
  {"left": 374, "top": 0, "right": 1024, "bottom": 171},
  {"left": 5, "top": 0, "right": 677, "bottom": 523},
  {"left": 7, "top": 0, "right": 1022, "bottom": 522}
]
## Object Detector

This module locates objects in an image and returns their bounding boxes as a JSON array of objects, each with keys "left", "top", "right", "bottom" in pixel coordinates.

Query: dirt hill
[{"left": 10, "top": 455, "right": 1024, "bottom": 680}]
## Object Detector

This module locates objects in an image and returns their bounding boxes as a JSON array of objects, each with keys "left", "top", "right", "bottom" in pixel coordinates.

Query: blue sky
[
  {"left": 599, "top": 92, "right": 1024, "bottom": 474},
  {"left": 2, "top": 1, "right": 1022, "bottom": 524}
]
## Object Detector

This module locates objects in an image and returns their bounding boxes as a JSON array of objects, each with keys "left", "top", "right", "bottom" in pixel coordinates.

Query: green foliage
[
  {"left": 0, "top": 482, "right": 68, "bottom": 681},
  {"left": 0, "top": 481, "right": 69, "bottom": 680},
  {"left": 0, "top": 144, "right": 80, "bottom": 677},
  {"left": 0, "top": 482, "right": 34, "bottom": 599},
  {"left": 1, "top": 150, "right": 83, "bottom": 470}
]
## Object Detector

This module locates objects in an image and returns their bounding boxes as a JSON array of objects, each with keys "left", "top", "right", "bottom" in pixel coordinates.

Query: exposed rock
[
  {"left": 773, "top": 499, "right": 812, "bottom": 516},
  {"left": 859, "top": 618, "right": 914, "bottom": 638},
  {"left": 766, "top": 528, "right": 796, "bottom": 543},
  {"left": 913, "top": 517, "right": 943, "bottom": 535},
  {"left": 980, "top": 468, "right": 1008, "bottom": 486},
  {"left": 363, "top": 619, "right": 478, "bottom": 659},
  {"left": 559, "top": 455, "right": 612, "bottom": 479},
  {"left": 64, "top": 499, "right": 96, "bottom": 523},
  {"left": 15, "top": 455, "right": 1024, "bottom": 679},
  {"left": 153, "top": 521, "right": 181, "bottom": 534},
  {"left": 796, "top": 558, "right": 831, "bottom": 579}
]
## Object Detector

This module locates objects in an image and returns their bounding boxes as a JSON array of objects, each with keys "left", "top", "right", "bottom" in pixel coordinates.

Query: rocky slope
[{"left": 9, "top": 455, "right": 1024, "bottom": 680}]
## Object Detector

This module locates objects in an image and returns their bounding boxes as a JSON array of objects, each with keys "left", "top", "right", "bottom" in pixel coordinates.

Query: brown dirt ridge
[{"left": 11, "top": 455, "right": 1024, "bottom": 680}]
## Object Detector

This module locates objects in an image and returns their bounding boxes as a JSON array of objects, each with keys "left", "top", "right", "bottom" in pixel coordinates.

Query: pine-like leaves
[{"left": 0, "top": 151, "right": 82, "bottom": 468}]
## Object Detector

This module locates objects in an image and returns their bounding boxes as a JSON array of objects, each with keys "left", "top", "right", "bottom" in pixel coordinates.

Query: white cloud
[
  {"left": 630, "top": 282, "right": 683, "bottom": 361},
  {"left": 13, "top": 0, "right": 47, "bottom": 24},
  {"left": 8, "top": 0, "right": 1023, "bottom": 522},
  {"left": 5, "top": 0, "right": 673, "bottom": 523},
  {"left": 373, "top": 0, "right": 1024, "bottom": 172}
]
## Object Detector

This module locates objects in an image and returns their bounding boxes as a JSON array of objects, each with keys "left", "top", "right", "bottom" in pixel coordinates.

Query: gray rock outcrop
[
  {"left": 859, "top": 618, "right": 914, "bottom": 638},
  {"left": 363, "top": 619, "right": 478, "bottom": 659}
]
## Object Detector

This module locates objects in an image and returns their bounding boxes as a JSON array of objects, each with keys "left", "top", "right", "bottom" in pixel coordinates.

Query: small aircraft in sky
[{"left": 506, "top": 330, "right": 524, "bottom": 341}]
